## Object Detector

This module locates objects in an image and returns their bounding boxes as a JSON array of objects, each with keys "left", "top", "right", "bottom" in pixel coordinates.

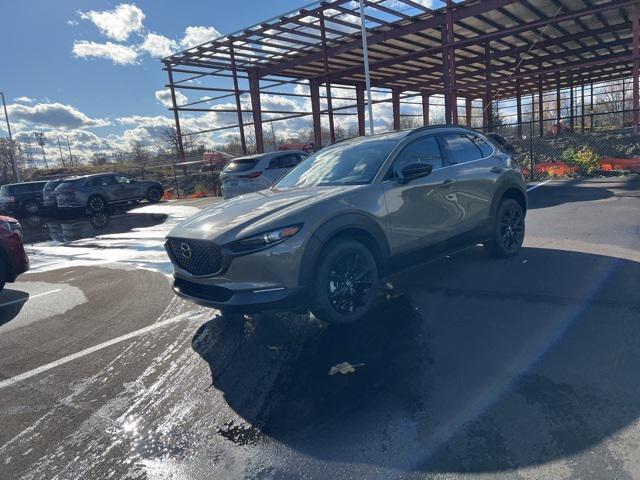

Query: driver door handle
[{"left": 440, "top": 179, "right": 455, "bottom": 188}]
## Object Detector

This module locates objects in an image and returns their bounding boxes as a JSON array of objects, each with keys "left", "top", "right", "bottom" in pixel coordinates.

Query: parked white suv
[{"left": 220, "top": 150, "right": 308, "bottom": 199}]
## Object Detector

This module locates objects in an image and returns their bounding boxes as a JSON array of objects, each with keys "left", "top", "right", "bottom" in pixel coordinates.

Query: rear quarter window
[{"left": 0, "top": 185, "right": 10, "bottom": 196}]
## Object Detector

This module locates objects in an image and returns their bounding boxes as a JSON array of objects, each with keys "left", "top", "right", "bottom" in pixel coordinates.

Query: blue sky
[{"left": 0, "top": 1, "right": 317, "bottom": 162}]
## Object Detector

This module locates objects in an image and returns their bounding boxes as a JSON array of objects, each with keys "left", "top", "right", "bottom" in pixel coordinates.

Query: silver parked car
[
  {"left": 220, "top": 150, "right": 308, "bottom": 199},
  {"left": 166, "top": 126, "right": 527, "bottom": 324},
  {"left": 55, "top": 173, "right": 164, "bottom": 213}
]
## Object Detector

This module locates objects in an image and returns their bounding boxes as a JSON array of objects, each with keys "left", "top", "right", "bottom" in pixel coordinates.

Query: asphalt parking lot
[{"left": 0, "top": 176, "right": 639, "bottom": 480}]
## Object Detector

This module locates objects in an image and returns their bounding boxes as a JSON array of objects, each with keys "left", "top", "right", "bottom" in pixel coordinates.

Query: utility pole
[
  {"left": 66, "top": 136, "right": 74, "bottom": 166},
  {"left": 57, "top": 136, "right": 66, "bottom": 167},
  {"left": 0, "top": 92, "right": 20, "bottom": 181},
  {"left": 34, "top": 132, "right": 48, "bottom": 168},
  {"left": 270, "top": 121, "right": 276, "bottom": 151}
]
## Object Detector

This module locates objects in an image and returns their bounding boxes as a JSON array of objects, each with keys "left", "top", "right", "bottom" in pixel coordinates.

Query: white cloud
[
  {"left": 14, "top": 96, "right": 34, "bottom": 104},
  {"left": 140, "top": 33, "right": 177, "bottom": 58},
  {"left": 116, "top": 115, "right": 174, "bottom": 127},
  {"left": 8, "top": 102, "right": 110, "bottom": 129},
  {"left": 67, "top": 20, "right": 79, "bottom": 26},
  {"left": 180, "top": 26, "right": 222, "bottom": 49},
  {"left": 79, "top": 4, "right": 145, "bottom": 41},
  {"left": 154, "top": 88, "right": 188, "bottom": 108},
  {"left": 72, "top": 41, "right": 139, "bottom": 65}
]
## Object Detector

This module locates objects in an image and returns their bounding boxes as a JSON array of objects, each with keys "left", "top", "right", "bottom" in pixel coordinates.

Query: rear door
[
  {"left": 382, "top": 134, "right": 464, "bottom": 254},
  {"left": 114, "top": 175, "right": 139, "bottom": 200},
  {"left": 440, "top": 132, "right": 497, "bottom": 231}
]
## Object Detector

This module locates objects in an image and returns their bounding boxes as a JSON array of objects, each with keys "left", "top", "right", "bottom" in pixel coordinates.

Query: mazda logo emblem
[{"left": 180, "top": 242, "right": 192, "bottom": 259}]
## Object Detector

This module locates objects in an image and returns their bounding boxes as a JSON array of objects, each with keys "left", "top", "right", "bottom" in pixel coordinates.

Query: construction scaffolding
[{"left": 162, "top": 0, "right": 640, "bottom": 158}]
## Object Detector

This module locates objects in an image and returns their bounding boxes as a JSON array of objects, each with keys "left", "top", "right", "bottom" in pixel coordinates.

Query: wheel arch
[
  {"left": 491, "top": 182, "right": 527, "bottom": 218},
  {"left": 298, "top": 213, "right": 390, "bottom": 286}
]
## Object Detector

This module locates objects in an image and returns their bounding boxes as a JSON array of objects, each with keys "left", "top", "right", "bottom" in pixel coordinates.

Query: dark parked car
[
  {"left": 166, "top": 125, "right": 527, "bottom": 324},
  {"left": 0, "top": 181, "right": 48, "bottom": 215},
  {"left": 42, "top": 177, "right": 79, "bottom": 210},
  {"left": 55, "top": 173, "right": 164, "bottom": 213},
  {"left": 0, "top": 215, "right": 29, "bottom": 292}
]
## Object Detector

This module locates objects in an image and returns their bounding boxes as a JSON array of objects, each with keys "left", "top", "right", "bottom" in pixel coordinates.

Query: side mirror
[{"left": 398, "top": 163, "right": 433, "bottom": 184}]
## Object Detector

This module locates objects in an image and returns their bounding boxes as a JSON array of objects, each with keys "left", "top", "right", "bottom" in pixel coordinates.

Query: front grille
[{"left": 166, "top": 238, "right": 224, "bottom": 276}]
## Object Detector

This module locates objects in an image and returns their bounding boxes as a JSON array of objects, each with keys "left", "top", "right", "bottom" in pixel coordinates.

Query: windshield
[{"left": 275, "top": 137, "right": 399, "bottom": 188}]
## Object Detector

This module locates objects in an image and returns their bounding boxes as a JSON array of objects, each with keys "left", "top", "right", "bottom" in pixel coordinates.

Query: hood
[{"left": 169, "top": 185, "right": 360, "bottom": 242}]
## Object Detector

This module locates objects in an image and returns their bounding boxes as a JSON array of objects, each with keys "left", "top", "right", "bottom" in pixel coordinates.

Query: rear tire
[
  {"left": 147, "top": 186, "right": 163, "bottom": 203},
  {"left": 484, "top": 198, "right": 525, "bottom": 258},
  {"left": 310, "top": 239, "right": 379, "bottom": 325},
  {"left": 87, "top": 195, "right": 106, "bottom": 213},
  {"left": 24, "top": 200, "right": 39, "bottom": 215}
]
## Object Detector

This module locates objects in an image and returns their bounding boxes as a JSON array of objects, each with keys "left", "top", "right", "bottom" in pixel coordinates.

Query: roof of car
[{"left": 1, "top": 181, "right": 48, "bottom": 187}]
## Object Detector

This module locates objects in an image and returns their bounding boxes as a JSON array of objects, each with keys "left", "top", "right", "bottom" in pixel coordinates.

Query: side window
[
  {"left": 268, "top": 154, "right": 297, "bottom": 169},
  {"left": 468, "top": 134, "right": 494, "bottom": 157},
  {"left": 441, "top": 134, "right": 483, "bottom": 165},
  {"left": 389, "top": 135, "right": 444, "bottom": 179},
  {"left": 115, "top": 175, "right": 131, "bottom": 184},
  {"left": 100, "top": 176, "right": 117, "bottom": 186}
]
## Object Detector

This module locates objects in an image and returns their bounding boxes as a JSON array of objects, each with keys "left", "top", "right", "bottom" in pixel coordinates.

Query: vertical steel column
[
  {"left": 319, "top": 12, "right": 335, "bottom": 143},
  {"left": 516, "top": 79, "right": 523, "bottom": 138},
  {"left": 356, "top": 83, "right": 366, "bottom": 136},
  {"left": 622, "top": 77, "right": 626, "bottom": 127},
  {"left": 441, "top": 18, "right": 453, "bottom": 125},
  {"left": 569, "top": 74, "right": 574, "bottom": 131},
  {"left": 634, "top": 3, "right": 640, "bottom": 133},
  {"left": 392, "top": 88, "right": 401, "bottom": 131},
  {"left": 590, "top": 81, "right": 594, "bottom": 130},
  {"left": 484, "top": 43, "right": 493, "bottom": 132},
  {"left": 165, "top": 64, "right": 186, "bottom": 164},
  {"left": 229, "top": 44, "right": 247, "bottom": 154},
  {"left": 447, "top": 5, "right": 458, "bottom": 125},
  {"left": 531, "top": 93, "right": 535, "bottom": 130},
  {"left": 538, "top": 73, "right": 544, "bottom": 137},
  {"left": 581, "top": 82, "right": 585, "bottom": 132},
  {"left": 465, "top": 97, "right": 472, "bottom": 127},
  {"left": 248, "top": 69, "right": 265, "bottom": 153},
  {"left": 310, "top": 79, "right": 322, "bottom": 148},
  {"left": 422, "top": 92, "right": 430, "bottom": 126},
  {"left": 358, "top": 0, "right": 374, "bottom": 134},
  {"left": 556, "top": 71, "right": 562, "bottom": 128}
]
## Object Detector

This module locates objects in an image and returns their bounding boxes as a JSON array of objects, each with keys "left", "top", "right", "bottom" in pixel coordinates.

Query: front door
[{"left": 382, "top": 134, "right": 466, "bottom": 255}]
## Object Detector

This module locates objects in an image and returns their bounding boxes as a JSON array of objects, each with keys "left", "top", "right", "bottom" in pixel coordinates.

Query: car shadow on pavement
[
  {"left": 528, "top": 183, "right": 613, "bottom": 209},
  {"left": 0, "top": 289, "right": 29, "bottom": 326},
  {"left": 192, "top": 246, "right": 640, "bottom": 475}
]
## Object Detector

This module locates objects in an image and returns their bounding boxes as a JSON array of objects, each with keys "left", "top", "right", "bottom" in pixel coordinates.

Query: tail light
[{"left": 238, "top": 171, "right": 263, "bottom": 179}]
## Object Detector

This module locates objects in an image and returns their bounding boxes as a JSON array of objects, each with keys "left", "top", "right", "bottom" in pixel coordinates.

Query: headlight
[
  {"left": 0, "top": 220, "right": 22, "bottom": 238},
  {"left": 229, "top": 224, "right": 302, "bottom": 253}
]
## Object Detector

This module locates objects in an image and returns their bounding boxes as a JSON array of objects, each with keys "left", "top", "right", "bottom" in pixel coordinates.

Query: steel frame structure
[{"left": 163, "top": 0, "right": 640, "bottom": 158}]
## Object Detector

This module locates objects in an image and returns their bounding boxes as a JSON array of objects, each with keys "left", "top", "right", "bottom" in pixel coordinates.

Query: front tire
[
  {"left": 310, "top": 239, "right": 379, "bottom": 325},
  {"left": 87, "top": 195, "right": 106, "bottom": 213},
  {"left": 484, "top": 198, "right": 525, "bottom": 258},
  {"left": 147, "top": 186, "right": 163, "bottom": 203}
]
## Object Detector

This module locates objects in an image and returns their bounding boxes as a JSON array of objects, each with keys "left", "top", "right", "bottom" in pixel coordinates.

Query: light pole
[{"left": 0, "top": 92, "right": 20, "bottom": 181}]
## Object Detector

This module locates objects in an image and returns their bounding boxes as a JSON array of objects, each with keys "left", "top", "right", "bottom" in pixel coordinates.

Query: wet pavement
[{"left": 0, "top": 178, "right": 639, "bottom": 480}]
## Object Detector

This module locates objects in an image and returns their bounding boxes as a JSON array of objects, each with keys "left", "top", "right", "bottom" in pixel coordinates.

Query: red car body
[{"left": 0, "top": 215, "right": 29, "bottom": 290}]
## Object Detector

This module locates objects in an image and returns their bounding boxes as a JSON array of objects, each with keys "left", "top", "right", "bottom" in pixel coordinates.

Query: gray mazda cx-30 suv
[{"left": 166, "top": 126, "right": 527, "bottom": 324}]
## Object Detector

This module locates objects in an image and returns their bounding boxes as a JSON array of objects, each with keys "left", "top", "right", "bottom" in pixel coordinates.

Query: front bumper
[
  {"left": 166, "top": 232, "right": 313, "bottom": 312},
  {"left": 173, "top": 276, "right": 310, "bottom": 312}
]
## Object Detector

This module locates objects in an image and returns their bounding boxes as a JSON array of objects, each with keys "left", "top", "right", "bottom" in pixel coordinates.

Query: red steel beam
[{"left": 229, "top": 45, "right": 247, "bottom": 155}]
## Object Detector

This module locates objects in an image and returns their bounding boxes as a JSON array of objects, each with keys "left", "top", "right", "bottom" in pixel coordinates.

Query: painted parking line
[
  {"left": 526, "top": 179, "right": 553, "bottom": 192},
  {"left": 0, "top": 289, "right": 61, "bottom": 309},
  {"left": 0, "top": 309, "right": 207, "bottom": 391}
]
